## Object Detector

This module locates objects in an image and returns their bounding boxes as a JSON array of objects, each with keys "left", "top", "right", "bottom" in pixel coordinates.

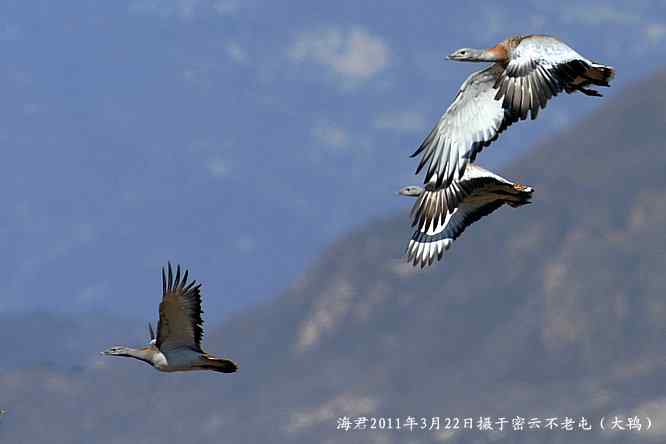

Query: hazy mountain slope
[{"left": 2, "top": 72, "right": 666, "bottom": 444}]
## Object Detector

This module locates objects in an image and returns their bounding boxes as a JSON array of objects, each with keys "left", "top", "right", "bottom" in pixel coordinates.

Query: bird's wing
[
  {"left": 156, "top": 263, "right": 204, "bottom": 353},
  {"left": 456, "top": 163, "right": 516, "bottom": 195},
  {"left": 406, "top": 163, "right": 534, "bottom": 267},
  {"left": 494, "top": 35, "right": 610, "bottom": 120},
  {"left": 408, "top": 163, "right": 512, "bottom": 231},
  {"left": 409, "top": 180, "right": 468, "bottom": 232},
  {"left": 411, "top": 65, "right": 516, "bottom": 188},
  {"left": 407, "top": 197, "right": 505, "bottom": 268}
]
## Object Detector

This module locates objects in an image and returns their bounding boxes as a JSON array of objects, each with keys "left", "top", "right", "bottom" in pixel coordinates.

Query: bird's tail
[
  {"left": 505, "top": 183, "right": 534, "bottom": 208},
  {"left": 566, "top": 62, "right": 615, "bottom": 96},
  {"left": 588, "top": 63, "right": 615, "bottom": 86},
  {"left": 198, "top": 355, "right": 238, "bottom": 373}
]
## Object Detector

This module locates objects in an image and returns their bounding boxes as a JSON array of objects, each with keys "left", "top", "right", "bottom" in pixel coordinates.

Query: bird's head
[
  {"left": 447, "top": 47, "right": 486, "bottom": 61},
  {"left": 101, "top": 346, "right": 132, "bottom": 357},
  {"left": 398, "top": 185, "right": 423, "bottom": 197}
]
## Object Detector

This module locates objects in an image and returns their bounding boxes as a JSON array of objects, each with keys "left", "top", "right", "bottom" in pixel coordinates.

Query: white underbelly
[{"left": 152, "top": 349, "right": 202, "bottom": 372}]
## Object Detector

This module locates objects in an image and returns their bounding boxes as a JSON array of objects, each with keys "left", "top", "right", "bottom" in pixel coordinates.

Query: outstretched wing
[
  {"left": 494, "top": 35, "right": 614, "bottom": 121},
  {"left": 408, "top": 163, "right": 513, "bottom": 231},
  {"left": 406, "top": 164, "right": 532, "bottom": 268},
  {"left": 407, "top": 198, "right": 505, "bottom": 268},
  {"left": 409, "top": 180, "right": 468, "bottom": 232},
  {"left": 156, "top": 263, "right": 204, "bottom": 353},
  {"left": 411, "top": 65, "right": 516, "bottom": 189}
]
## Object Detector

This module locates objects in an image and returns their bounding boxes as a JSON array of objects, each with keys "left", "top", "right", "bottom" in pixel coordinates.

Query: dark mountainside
[{"left": 2, "top": 72, "right": 666, "bottom": 444}]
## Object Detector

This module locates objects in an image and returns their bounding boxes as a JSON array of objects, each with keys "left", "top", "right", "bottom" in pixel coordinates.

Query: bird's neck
[
  {"left": 120, "top": 347, "right": 154, "bottom": 365},
  {"left": 476, "top": 47, "right": 505, "bottom": 62}
]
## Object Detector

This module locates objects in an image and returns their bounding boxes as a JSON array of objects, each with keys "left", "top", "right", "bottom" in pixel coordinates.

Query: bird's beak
[{"left": 446, "top": 51, "right": 460, "bottom": 60}]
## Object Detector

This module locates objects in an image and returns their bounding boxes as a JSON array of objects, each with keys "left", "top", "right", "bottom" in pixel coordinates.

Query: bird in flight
[
  {"left": 411, "top": 34, "right": 614, "bottom": 189},
  {"left": 102, "top": 263, "right": 238, "bottom": 373},
  {"left": 400, "top": 164, "right": 533, "bottom": 268}
]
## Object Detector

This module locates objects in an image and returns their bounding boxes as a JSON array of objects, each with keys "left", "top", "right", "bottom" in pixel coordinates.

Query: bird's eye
[{"left": 460, "top": 50, "right": 467, "bottom": 55}]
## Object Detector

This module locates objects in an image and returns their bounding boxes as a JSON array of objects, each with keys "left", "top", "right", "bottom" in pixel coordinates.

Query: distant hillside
[{"left": 2, "top": 72, "right": 666, "bottom": 444}]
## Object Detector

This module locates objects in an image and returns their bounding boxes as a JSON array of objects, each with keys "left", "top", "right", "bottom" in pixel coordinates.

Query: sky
[{"left": 1, "top": 0, "right": 665, "bottom": 319}]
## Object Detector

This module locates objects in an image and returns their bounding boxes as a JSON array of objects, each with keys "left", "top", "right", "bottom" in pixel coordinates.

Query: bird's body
[
  {"left": 145, "top": 347, "right": 228, "bottom": 373},
  {"left": 102, "top": 264, "right": 238, "bottom": 374},
  {"left": 400, "top": 164, "right": 533, "bottom": 268},
  {"left": 487, "top": 35, "right": 615, "bottom": 119},
  {"left": 412, "top": 34, "right": 614, "bottom": 188}
]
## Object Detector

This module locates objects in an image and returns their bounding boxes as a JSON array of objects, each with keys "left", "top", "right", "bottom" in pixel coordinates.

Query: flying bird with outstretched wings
[
  {"left": 411, "top": 34, "right": 614, "bottom": 189},
  {"left": 102, "top": 263, "right": 238, "bottom": 373},
  {"left": 400, "top": 164, "right": 533, "bottom": 268}
]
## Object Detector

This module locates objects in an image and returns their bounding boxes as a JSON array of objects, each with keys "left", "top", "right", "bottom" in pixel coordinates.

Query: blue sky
[{"left": 1, "top": 0, "right": 665, "bottom": 319}]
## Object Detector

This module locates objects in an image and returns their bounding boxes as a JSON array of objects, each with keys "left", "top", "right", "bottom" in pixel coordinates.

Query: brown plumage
[
  {"left": 157, "top": 264, "right": 204, "bottom": 353},
  {"left": 101, "top": 263, "right": 238, "bottom": 374}
]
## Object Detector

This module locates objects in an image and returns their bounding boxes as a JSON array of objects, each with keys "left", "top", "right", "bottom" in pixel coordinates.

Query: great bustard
[
  {"left": 400, "top": 164, "right": 533, "bottom": 268},
  {"left": 411, "top": 34, "right": 614, "bottom": 188},
  {"left": 102, "top": 263, "right": 238, "bottom": 373}
]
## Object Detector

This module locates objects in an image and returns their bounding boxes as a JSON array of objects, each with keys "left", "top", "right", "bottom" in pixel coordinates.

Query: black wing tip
[
  {"left": 405, "top": 232, "right": 451, "bottom": 269},
  {"left": 162, "top": 262, "right": 194, "bottom": 291}
]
